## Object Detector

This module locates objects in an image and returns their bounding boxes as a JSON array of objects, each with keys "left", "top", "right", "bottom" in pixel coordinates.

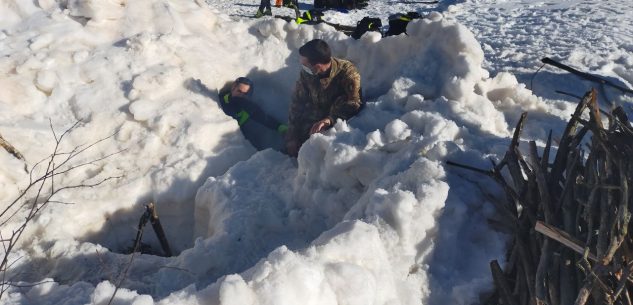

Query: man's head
[
  {"left": 231, "top": 77, "right": 254, "bottom": 98},
  {"left": 299, "top": 39, "right": 332, "bottom": 75}
]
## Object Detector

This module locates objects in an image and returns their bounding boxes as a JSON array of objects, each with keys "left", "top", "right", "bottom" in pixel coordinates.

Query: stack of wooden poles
[{"left": 457, "top": 89, "right": 633, "bottom": 305}]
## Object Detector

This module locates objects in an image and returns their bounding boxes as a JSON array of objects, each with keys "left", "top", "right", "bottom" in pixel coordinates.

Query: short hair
[
  {"left": 234, "top": 77, "right": 254, "bottom": 95},
  {"left": 299, "top": 39, "right": 331, "bottom": 65}
]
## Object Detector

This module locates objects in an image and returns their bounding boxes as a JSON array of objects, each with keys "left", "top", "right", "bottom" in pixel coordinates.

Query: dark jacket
[{"left": 218, "top": 89, "right": 286, "bottom": 133}]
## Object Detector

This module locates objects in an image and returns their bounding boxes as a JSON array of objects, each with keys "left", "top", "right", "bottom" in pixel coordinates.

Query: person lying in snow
[
  {"left": 219, "top": 77, "right": 288, "bottom": 151},
  {"left": 286, "top": 39, "right": 363, "bottom": 157}
]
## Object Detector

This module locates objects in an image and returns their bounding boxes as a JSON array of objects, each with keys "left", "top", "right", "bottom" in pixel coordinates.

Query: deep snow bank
[
  {"left": 0, "top": 0, "right": 566, "bottom": 304},
  {"left": 189, "top": 11, "right": 538, "bottom": 305}
]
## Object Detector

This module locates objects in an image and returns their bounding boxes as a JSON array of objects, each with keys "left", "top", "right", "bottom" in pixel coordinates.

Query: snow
[{"left": 1, "top": 0, "right": 632, "bottom": 304}]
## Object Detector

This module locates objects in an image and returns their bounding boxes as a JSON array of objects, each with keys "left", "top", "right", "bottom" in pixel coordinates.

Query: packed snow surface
[{"left": 0, "top": 0, "right": 631, "bottom": 304}]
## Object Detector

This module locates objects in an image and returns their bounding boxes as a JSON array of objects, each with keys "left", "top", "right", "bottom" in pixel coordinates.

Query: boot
[
  {"left": 263, "top": 8, "right": 272, "bottom": 16},
  {"left": 254, "top": 9, "right": 264, "bottom": 18}
]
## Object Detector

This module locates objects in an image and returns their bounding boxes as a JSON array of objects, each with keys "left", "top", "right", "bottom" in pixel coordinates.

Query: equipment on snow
[
  {"left": 296, "top": 9, "right": 325, "bottom": 24},
  {"left": 385, "top": 12, "right": 421, "bottom": 36},
  {"left": 351, "top": 16, "right": 382, "bottom": 39}
]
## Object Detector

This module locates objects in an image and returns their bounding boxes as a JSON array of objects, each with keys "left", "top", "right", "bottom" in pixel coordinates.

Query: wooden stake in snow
[
  {"left": 132, "top": 203, "right": 173, "bottom": 257},
  {"left": 147, "top": 202, "right": 173, "bottom": 257}
]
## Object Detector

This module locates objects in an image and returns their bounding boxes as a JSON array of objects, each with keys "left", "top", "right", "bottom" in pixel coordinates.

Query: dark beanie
[
  {"left": 299, "top": 39, "right": 331, "bottom": 65},
  {"left": 234, "top": 77, "right": 254, "bottom": 96}
]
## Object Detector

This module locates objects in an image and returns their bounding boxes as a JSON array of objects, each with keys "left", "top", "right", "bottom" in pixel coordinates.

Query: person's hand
[
  {"left": 309, "top": 118, "right": 332, "bottom": 135},
  {"left": 277, "top": 124, "right": 288, "bottom": 134}
]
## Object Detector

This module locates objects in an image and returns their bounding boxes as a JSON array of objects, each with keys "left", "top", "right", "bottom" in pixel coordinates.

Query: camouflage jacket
[{"left": 287, "top": 57, "right": 362, "bottom": 143}]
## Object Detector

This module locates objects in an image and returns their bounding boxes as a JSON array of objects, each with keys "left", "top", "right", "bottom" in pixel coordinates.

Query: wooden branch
[
  {"left": 550, "top": 90, "right": 594, "bottom": 186},
  {"left": 512, "top": 112, "right": 528, "bottom": 148},
  {"left": 529, "top": 141, "right": 553, "bottom": 223},
  {"left": 481, "top": 88, "right": 633, "bottom": 305},
  {"left": 541, "top": 58, "right": 633, "bottom": 95},
  {"left": 596, "top": 154, "right": 610, "bottom": 261},
  {"left": 491, "top": 260, "right": 519, "bottom": 305},
  {"left": 541, "top": 130, "right": 552, "bottom": 172},
  {"left": 147, "top": 203, "right": 173, "bottom": 257},
  {"left": 0, "top": 133, "right": 24, "bottom": 162},
  {"left": 130, "top": 203, "right": 172, "bottom": 257},
  {"left": 601, "top": 159, "right": 629, "bottom": 265},
  {"left": 445, "top": 160, "right": 493, "bottom": 176},
  {"left": 535, "top": 238, "right": 552, "bottom": 305},
  {"left": 614, "top": 262, "right": 633, "bottom": 302},
  {"left": 535, "top": 221, "right": 598, "bottom": 262},
  {"left": 516, "top": 236, "right": 537, "bottom": 302},
  {"left": 549, "top": 255, "right": 561, "bottom": 305},
  {"left": 507, "top": 113, "right": 529, "bottom": 193},
  {"left": 574, "top": 281, "right": 593, "bottom": 305},
  {"left": 560, "top": 151, "right": 580, "bottom": 305},
  {"left": 588, "top": 88, "right": 604, "bottom": 130},
  {"left": 132, "top": 205, "right": 150, "bottom": 254}
]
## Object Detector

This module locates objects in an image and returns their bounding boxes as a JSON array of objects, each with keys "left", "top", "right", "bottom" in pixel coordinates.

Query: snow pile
[
  {"left": 0, "top": 1, "right": 42, "bottom": 29},
  {"left": 0, "top": 0, "right": 264, "bottom": 256},
  {"left": 0, "top": 0, "right": 570, "bottom": 304},
  {"left": 446, "top": 0, "right": 633, "bottom": 111},
  {"left": 189, "top": 11, "right": 527, "bottom": 305}
]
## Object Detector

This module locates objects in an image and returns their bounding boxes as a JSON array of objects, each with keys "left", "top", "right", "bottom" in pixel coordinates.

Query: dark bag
[
  {"left": 385, "top": 12, "right": 421, "bottom": 36},
  {"left": 351, "top": 17, "right": 382, "bottom": 39}
]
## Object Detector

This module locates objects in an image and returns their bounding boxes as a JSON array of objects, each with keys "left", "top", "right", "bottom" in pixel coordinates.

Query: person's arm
[
  {"left": 218, "top": 89, "right": 237, "bottom": 117},
  {"left": 310, "top": 63, "right": 362, "bottom": 134},
  {"left": 328, "top": 63, "right": 362, "bottom": 123}
]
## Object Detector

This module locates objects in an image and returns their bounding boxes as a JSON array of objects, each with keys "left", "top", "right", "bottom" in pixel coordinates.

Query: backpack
[
  {"left": 385, "top": 12, "right": 421, "bottom": 36},
  {"left": 351, "top": 17, "right": 382, "bottom": 39}
]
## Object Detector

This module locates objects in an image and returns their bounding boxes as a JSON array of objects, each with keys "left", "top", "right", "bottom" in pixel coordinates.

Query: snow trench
[{"left": 0, "top": 0, "right": 565, "bottom": 304}]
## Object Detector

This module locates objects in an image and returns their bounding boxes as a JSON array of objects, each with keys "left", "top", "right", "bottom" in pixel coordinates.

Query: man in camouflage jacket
[{"left": 286, "top": 39, "right": 362, "bottom": 156}]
